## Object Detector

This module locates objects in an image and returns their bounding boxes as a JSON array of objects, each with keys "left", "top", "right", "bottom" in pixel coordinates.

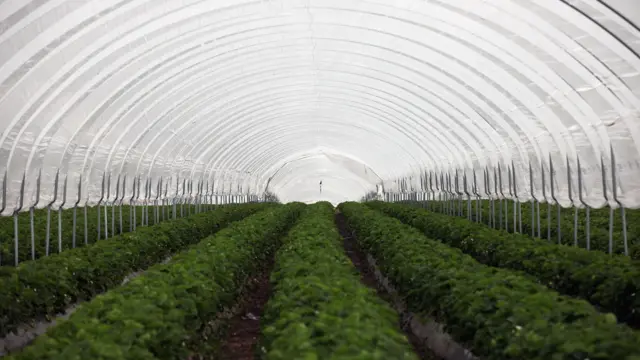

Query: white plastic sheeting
[{"left": 0, "top": 0, "right": 639, "bottom": 210}]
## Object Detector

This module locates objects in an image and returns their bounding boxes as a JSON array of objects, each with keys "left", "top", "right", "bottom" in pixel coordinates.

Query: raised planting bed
[
  {"left": 259, "top": 202, "right": 418, "bottom": 359},
  {"left": 6, "top": 203, "right": 304, "bottom": 360},
  {"left": 367, "top": 201, "right": 640, "bottom": 328},
  {"left": 0, "top": 203, "right": 274, "bottom": 338},
  {"left": 339, "top": 202, "right": 640, "bottom": 360}
]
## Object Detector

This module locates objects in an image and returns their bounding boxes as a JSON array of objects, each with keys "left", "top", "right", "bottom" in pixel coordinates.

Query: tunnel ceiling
[{"left": 1, "top": 0, "right": 640, "bottom": 208}]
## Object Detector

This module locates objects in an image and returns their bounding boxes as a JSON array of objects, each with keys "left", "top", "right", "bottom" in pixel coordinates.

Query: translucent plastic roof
[{"left": 1, "top": 0, "right": 639, "bottom": 208}]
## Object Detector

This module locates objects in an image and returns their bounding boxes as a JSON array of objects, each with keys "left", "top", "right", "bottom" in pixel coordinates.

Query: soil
[
  {"left": 215, "top": 263, "right": 273, "bottom": 360},
  {"left": 334, "top": 211, "right": 439, "bottom": 360}
]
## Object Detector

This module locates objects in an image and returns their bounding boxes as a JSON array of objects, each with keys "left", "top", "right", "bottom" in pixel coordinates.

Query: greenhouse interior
[{"left": 1, "top": 0, "right": 640, "bottom": 359}]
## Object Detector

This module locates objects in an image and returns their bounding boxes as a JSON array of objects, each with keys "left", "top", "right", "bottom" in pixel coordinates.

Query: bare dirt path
[{"left": 335, "top": 211, "right": 439, "bottom": 360}]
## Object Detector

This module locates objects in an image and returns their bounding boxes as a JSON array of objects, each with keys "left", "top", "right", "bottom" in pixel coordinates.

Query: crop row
[
  {"left": 0, "top": 204, "right": 182, "bottom": 266},
  {"left": 260, "top": 202, "right": 417, "bottom": 359},
  {"left": 368, "top": 201, "right": 640, "bottom": 328},
  {"left": 339, "top": 202, "right": 640, "bottom": 360},
  {"left": 403, "top": 199, "right": 640, "bottom": 257},
  {"left": 0, "top": 203, "right": 273, "bottom": 338},
  {"left": 7, "top": 203, "right": 303, "bottom": 359}
]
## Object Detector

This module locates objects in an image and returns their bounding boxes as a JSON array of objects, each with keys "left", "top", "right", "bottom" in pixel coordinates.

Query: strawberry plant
[
  {"left": 259, "top": 202, "right": 417, "bottom": 359},
  {"left": 0, "top": 203, "right": 273, "bottom": 338},
  {"left": 6, "top": 203, "right": 303, "bottom": 360},
  {"left": 368, "top": 201, "right": 640, "bottom": 328},
  {"left": 340, "top": 202, "right": 640, "bottom": 360}
]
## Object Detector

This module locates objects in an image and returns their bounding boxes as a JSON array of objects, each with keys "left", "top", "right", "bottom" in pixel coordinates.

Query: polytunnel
[
  {"left": 3, "top": 1, "right": 640, "bottom": 359},
  {"left": 0, "top": 0, "right": 638, "bottom": 210}
]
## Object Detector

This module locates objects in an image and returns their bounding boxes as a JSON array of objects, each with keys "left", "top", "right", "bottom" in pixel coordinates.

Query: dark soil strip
[
  {"left": 335, "top": 211, "right": 439, "bottom": 360},
  {"left": 215, "top": 263, "right": 274, "bottom": 360}
]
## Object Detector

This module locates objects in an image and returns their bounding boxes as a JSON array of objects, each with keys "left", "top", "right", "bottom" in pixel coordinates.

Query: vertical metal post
[
  {"left": 204, "top": 180, "right": 210, "bottom": 213},
  {"left": 567, "top": 156, "right": 577, "bottom": 246},
  {"left": 140, "top": 178, "right": 146, "bottom": 227},
  {"left": 173, "top": 176, "right": 178, "bottom": 220},
  {"left": 429, "top": 171, "right": 434, "bottom": 212},
  {"left": 447, "top": 173, "right": 453, "bottom": 216},
  {"left": 144, "top": 178, "right": 150, "bottom": 226},
  {"left": 136, "top": 176, "right": 141, "bottom": 227},
  {"left": 120, "top": 175, "right": 126, "bottom": 235},
  {"left": 472, "top": 169, "right": 479, "bottom": 222},
  {"left": 454, "top": 170, "right": 459, "bottom": 216},
  {"left": 188, "top": 179, "right": 193, "bottom": 216},
  {"left": 181, "top": 178, "right": 186, "bottom": 218},
  {"left": 130, "top": 177, "right": 137, "bottom": 232},
  {"left": 58, "top": 176, "right": 67, "bottom": 253},
  {"left": 159, "top": 178, "right": 164, "bottom": 222},
  {"left": 46, "top": 170, "right": 60, "bottom": 256},
  {"left": 155, "top": 178, "right": 161, "bottom": 224},
  {"left": 498, "top": 164, "right": 504, "bottom": 230},
  {"left": 493, "top": 166, "right": 499, "bottom": 228},
  {"left": 456, "top": 170, "right": 462, "bottom": 217},
  {"left": 451, "top": 173, "right": 457, "bottom": 216},
  {"left": 147, "top": 177, "right": 152, "bottom": 224},
  {"left": 160, "top": 177, "right": 165, "bottom": 221},
  {"left": 73, "top": 176, "right": 82, "bottom": 248},
  {"left": 97, "top": 174, "right": 105, "bottom": 241},
  {"left": 31, "top": 170, "right": 42, "bottom": 260},
  {"left": 439, "top": 173, "right": 444, "bottom": 213},
  {"left": 193, "top": 180, "right": 198, "bottom": 214},
  {"left": 610, "top": 146, "right": 627, "bottom": 255},
  {"left": 84, "top": 197, "right": 88, "bottom": 245},
  {"left": 601, "top": 156, "right": 611, "bottom": 254},
  {"left": 435, "top": 173, "right": 440, "bottom": 213},
  {"left": 446, "top": 174, "right": 450, "bottom": 214},
  {"left": 549, "top": 155, "right": 560, "bottom": 244},
  {"left": 512, "top": 162, "right": 521, "bottom": 233},
  {"left": 485, "top": 168, "right": 492, "bottom": 227},
  {"left": 201, "top": 179, "right": 205, "bottom": 211},
  {"left": 13, "top": 173, "right": 25, "bottom": 265},
  {"left": 437, "top": 175, "right": 442, "bottom": 212},
  {"left": 437, "top": 174, "right": 442, "bottom": 213},
  {"left": 507, "top": 165, "right": 513, "bottom": 232},
  {"left": 0, "top": 173, "right": 4, "bottom": 264},
  {"left": 0, "top": 172, "right": 5, "bottom": 218},
  {"left": 104, "top": 174, "right": 110, "bottom": 239},
  {"left": 113, "top": 175, "right": 119, "bottom": 237},
  {"left": 164, "top": 178, "right": 169, "bottom": 221},
  {"left": 145, "top": 178, "right": 150, "bottom": 225},
  {"left": 529, "top": 163, "right": 536, "bottom": 237},
  {"left": 541, "top": 159, "right": 550, "bottom": 241},
  {"left": 419, "top": 171, "right": 425, "bottom": 208},
  {"left": 464, "top": 172, "right": 471, "bottom": 221},
  {"left": 577, "top": 157, "right": 590, "bottom": 250}
]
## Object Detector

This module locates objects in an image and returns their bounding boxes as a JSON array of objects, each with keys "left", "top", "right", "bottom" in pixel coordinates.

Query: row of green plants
[
  {"left": 367, "top": 201, "right": 640, "bottom": 328},
  {"left": 7, "top": 203, "right": 304, "bottom": 359},
  {"left": 0, "top": 204, "right": 186, "bottom": 266},
  {"left": 259, "top": 202, "right": 417, "bottom": 359},
  {"left": 402, "top": 199, "right": 640, "bottom": 257},
  {"left": 0, "top": 203, "right": 273, "bottom": 338},
  {"left": 339, "top": 202, "right": 640, "bottom": 360}
]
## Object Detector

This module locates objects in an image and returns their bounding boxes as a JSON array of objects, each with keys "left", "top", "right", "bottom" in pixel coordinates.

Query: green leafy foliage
[
  {"left": 0, "top": 205, "right": 175, "bottom": 266},
  {"left": 0, "top": 203, "right": 273, "bottom": 338},
  {"left": 339, "top": 202, "right": 640, "bottom": 360},
  {"left": 369, "top": 201, "right": 640, "bottom": 328},
  {"left": 398, "top": 199, "right": 640, "bottom": 257},
  {"left": 260, "top": 202, "right": 417, "bottom": 360},
  {"left": 7, "top": 203, "right": 304, "bottom": 360}
]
